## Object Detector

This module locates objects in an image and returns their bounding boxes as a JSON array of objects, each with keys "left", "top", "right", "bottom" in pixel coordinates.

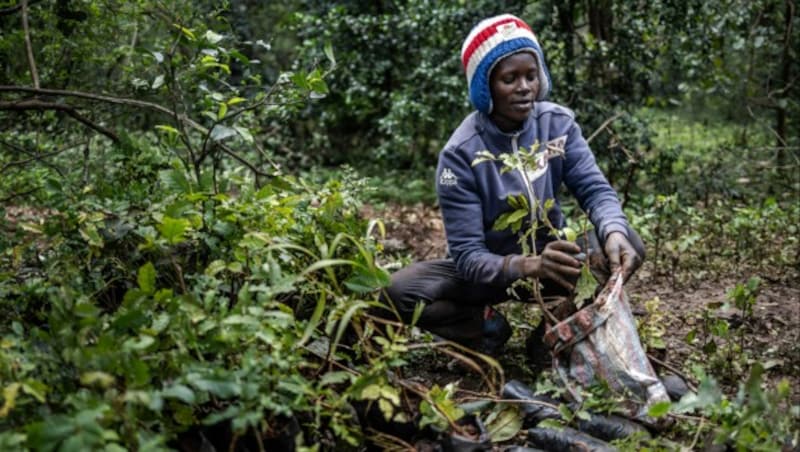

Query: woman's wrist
[{"left": 519, "top": 255, "right": 541, "bottom": 278}]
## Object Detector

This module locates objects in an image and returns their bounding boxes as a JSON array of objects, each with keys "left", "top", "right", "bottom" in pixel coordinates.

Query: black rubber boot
[
  {"left": 525, "top": 320, "right": 552, "bottom": 374},
  {"left": 478, "top": 306, "right": 512, "bottom": 355}
]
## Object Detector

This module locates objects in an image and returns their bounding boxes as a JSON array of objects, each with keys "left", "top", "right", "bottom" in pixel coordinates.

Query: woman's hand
[
  {"left": 521, "top": 240, "right": 582, "bottom": 290},
  {"left": 604, "top": 231, "right": 643, "bottom": 281}
]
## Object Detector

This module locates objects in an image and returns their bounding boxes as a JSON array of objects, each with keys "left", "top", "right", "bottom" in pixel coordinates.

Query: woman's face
[{"left": 489, "top": 52, "right": 539, "bottom": 132}]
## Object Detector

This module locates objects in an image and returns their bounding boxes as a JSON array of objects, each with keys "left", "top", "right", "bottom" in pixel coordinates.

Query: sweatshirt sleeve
[
  {"left": 436, "top": 148, "right": 524, "bottom": 286},
  {"left": 561, "top": 119, "right": 629, "bottom": 241}
]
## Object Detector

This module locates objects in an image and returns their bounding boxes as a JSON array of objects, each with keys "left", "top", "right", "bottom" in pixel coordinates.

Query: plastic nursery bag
[{"left": 543, "top": 272, "right": 670, "bottom": 427}]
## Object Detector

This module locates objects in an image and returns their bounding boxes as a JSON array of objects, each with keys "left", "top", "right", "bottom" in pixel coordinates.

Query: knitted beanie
[{"left": 461, "top": 14, "right": 551, "bottom": 114}]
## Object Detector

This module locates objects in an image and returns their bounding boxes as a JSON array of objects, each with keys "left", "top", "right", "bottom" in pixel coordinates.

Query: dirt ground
[{"left": 367, "top": 202, "right": 800, "bottom": 404}]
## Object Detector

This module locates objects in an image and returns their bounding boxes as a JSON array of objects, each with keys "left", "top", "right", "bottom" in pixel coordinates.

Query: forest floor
[{"left": 365, "top": 202, "right": 800, "bottom": 405}]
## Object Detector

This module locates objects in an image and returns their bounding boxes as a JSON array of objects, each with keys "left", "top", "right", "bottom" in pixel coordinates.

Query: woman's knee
[{"left": 378, "top": 260, "right": 450, "bottom": 322}]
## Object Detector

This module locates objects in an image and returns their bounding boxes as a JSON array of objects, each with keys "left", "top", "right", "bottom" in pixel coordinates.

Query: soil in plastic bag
[
  {"left": 543, "top": 273, "right": 671, "bottom": 428},
  {"left": 527, "top": 427, "right": 614, "bottom": 452}
]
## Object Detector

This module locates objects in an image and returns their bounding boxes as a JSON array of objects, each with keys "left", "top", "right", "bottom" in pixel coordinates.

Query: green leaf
[
  {"left": 21, "top": 380, "right": 48, "bottom": 403},
  {"left": 411, "top": 301, "right": 425, "bottom": 327},
  {"left": 0, "top": 383, "right": 21, "bottom": 418},
  {"left": 378, "top": 398, "right": 394, "bottom": 420},
  {"left": 319, "top": 371, "right": 352, "bottom": 387},
  {"left": 574, "top": 264, "right": 597, "bottom": 303},
  {"left": 162, "top": 384, "right": 195, "bottom": 404},
  {"left": 505, "top": 208, "right": 529, "bottom": 226},
  {"left": 152, "top": 75, "right": 165, "bottom": 90},
  {"left": 380, "top": 386, "right": 401, "bottom": 406},
  {"left": 80, "top": 372, "right": 115, "bottom": 389},
  {"left": 492, "top": 212, "right": 512, "bottom": 232},
  {"left": 187, "top": 374, "right": 240, "bottom": 399},
  {"left": 297, "top": 293, "right": 326, "bottom": 347},
  {"left": 79, "top": 224, "right": 104, "bottom": 248},
  {"left": 560, "top": 227, "right": 578, "bottom": 242},
  {"left": 174, "top": 24, "right": 196, "bottom": 41},
  {"left": 138, "top": 262, "right": 156, "bottom": 294},
  {"left": 558, "top": 403, "right": 573, "bottom": 420},
  {"left": 210, "top": 124, "right": 237, "bottom": 142},
  {"left": 674, "top": 376, "right": 722, "bottom": 413},
  {"left": 205, "top": 260, "right": 227, "bottom": 277},
  {"left": 217, "top": 102, "right": 228, "bottom": 120},
  {"left": 155, "top": 124, "right": 179, "bottom": 136},
  {"left": 290, "top": 71, "right": 308, "bottom": 90},
  {"left": 158, "top": 217, "right": 191, "bottom": 244},
  {"left": 301, "top": 259, "right": 356, "bottom": 276},
  {"left": 204, "top": 30, "right": 224, "bottom": 44},
  {"left": 647, "top": 401, "right": 671, "bottom": 417},
  {"left": 323, "top": 41, "right": 336, "bottom": 67},
  {"left": 234, "top": 126, "right": 254, "bottom": 144},
  {"left": 124, "top": 335, "right": 155, "bottom": 351},
  {"left": 344, "top": 265, "right": 390, "bottom": 293},
  {"left": 361, "top": 384, "right": 382, "bottom": 400},
  {"left": 471, "top": 150, "right": 497, "bottom": 167},
  {"left": 159, "top": 168, "right": 192, "bottom": 194},
  {"left": 485, "top": 406, "right": 523, "bottom": 442}
]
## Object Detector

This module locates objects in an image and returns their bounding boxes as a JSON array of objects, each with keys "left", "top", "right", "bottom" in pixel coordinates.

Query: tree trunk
[
  {"left": 557, "top": 0, "right": 577, "bottom": 99},
  {"left": 775, "top": 0, "right": 794, "bottom": 170}
]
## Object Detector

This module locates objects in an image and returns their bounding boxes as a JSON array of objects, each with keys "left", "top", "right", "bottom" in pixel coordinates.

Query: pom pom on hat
[{"left": 461, "top": 14, "right": 551, "bottom": 114}]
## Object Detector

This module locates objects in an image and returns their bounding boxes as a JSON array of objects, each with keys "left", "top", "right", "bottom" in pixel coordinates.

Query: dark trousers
[{"left": 379, "top": 226, "right": 645, "bottom": 346}]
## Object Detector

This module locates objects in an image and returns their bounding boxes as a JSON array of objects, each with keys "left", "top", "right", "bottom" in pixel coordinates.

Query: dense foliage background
[{"left": 1, "top": 0, "right": 798, "bottom": 450}]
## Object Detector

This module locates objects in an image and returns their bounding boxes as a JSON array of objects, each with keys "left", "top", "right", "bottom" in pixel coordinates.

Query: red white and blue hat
[{"left": 461, "top": 14, "right": 551, "bottom": 114}]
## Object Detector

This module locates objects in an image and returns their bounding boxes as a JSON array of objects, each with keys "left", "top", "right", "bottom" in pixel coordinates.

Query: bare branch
[
  {"left": 0, "top": 98, "right": 119, "bottom": 143},
  {"left": 0, "top": 85, "right": 178, "bottom": 118},
  {"left": 587, "top": 112, "right": 624, "bottom": 144},
  {"left": 1, "top": 147, "right": 67, "bottom": 173},
  {"left": 746, "top": 105, "right": 788, "bottom": 148},
  {"left": 21, "top": 0, "right": 40, "bottom": 89},
  {"left": 217, "top": 142, "right": 271, "bottom": 177},
  {"left": 0, "top": 139, "right": 68, "bottom": 178}
]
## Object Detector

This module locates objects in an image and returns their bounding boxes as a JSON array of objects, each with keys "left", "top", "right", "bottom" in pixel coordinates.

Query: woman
[{"left": 381, "top": 14, "right": 644, "bottom": 356}]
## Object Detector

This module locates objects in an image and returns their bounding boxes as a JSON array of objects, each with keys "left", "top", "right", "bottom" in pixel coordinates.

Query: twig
[
  {"left": 170, "top": 255, "right": 187, "bottom": 294},
  {"left": 0, "top": 99, "right": 119, "bottom": 143},
  {"left": 403, "top": 339, "right": 503, "bottom": 393},
  {"left": 746, "top": 105, "right": 787, "bottom": 148},
  {"left": 1, "top": 147, "right": 68, "bottom": 173},
  {"left": 0, "top": 85, "right": 178, "bottom": 119},
  {"left": 218, "top": 142, "right": 271, "bottom": 177},
  {"left": 647, "top": 353, "right": 698, "bottom": 392},
  {"left": 669, "top": 413, "right": 706, "bottom": 422},
  {"left": 21, "top": 0, "right": 40, "bottom": 89},
  {"left": 0, "top": 139, "right": 73, "bottom": 177},
  {"left": 586, "top": 112, "right": 623, "bottom": 144},
  {"left": 689, "top": 417, "right": 705, "bottom": 450},
  {"left": 364, "top": 429, "right": 416, "bottom": 452}
]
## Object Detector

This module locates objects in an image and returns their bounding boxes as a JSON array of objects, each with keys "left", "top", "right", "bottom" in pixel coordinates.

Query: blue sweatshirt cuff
[{"left": 600, "top": 221, "right": 628, "bottom": 242}]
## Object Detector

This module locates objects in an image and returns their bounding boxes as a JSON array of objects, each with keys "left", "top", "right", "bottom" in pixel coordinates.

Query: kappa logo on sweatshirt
[{"left": 439, "top": 168, "right": 458, "bottom": 186}]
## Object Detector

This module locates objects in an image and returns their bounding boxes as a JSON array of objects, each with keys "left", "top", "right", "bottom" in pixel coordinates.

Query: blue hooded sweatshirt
[{"left": 435, "top": 101, "right": 630, "bottom": 287}]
